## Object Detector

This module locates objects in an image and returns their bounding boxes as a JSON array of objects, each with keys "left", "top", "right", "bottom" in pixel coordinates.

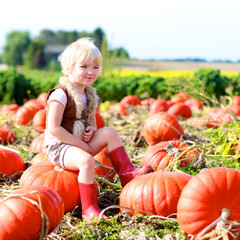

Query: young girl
[{"left": 44, "top": 37, "right": 153, "bottom": 221}]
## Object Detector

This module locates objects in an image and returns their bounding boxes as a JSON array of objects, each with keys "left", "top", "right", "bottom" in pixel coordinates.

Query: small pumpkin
[
  {"left": 109, "top": 102, "right": 129, "bottom": 116},
  {"left": 120, "top": 95, "right": 141, "bottom": 106},
  {"left": 32, "top": 109, "right": 47, "bottom": 132},
  {"left": 0, "top": 185, "right": 64, "bottom": 240},
  {"left": 141, "top": 98, "right": 156, "bottom": 107},
  {"left": 148, "top": 99, "right": 170, "bottom": 116},
  {"left": 170, "top": 92, "right": 190, "bottom": 104},
  {"left": 232, "top": 95, "right": 240, "bottom": 106},
  {"left": 0, "top": 148, "right": 25, "bottom": 179},
  {"left": 177, "top": 167, "right": 240, "bottom": 239},
  {"left": 167, "top": 102, "right": 192, "bottom": 119},
  {"left": 14, "top": 106, "right": 37, "bottom": 125},
  {"left": 19, "top": 160, "right": 80, "bottom": 213},
  {"left": 95, "top": 110, "right": 105, "bottom": 129},
  {"left": 29, "top": 133, "right": 45, "bottom": 153},
  {"left": 142, "top": 140, "right": 199, "bottom": 170},
  {"left": 94, "top": 146, "right": 115, "bottom": 180},
  {"left": 36, "top": 92, "right": 48, "bottom": 107},
  {"left": 31, "top": 152, "right": 48, "bottom": 165},
  {"left": 14, "top": 99, "right": 44, "bottom": 126},
  {"left": 0, "top": 128, "right": 17, "bottom": 144},
  {"left": 119, "top": 171, "right": 192, "bottom": 217},
  {"left": 184, "top": 98, "right": 203, "bottom": 111},
  {"left": 142, "top": 112, "right": 185, "bottom": 146},
  {"left": 0, "top": 103, "right": 19, "bottom": 113}
]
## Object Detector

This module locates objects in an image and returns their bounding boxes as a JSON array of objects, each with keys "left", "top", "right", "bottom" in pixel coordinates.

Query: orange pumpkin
[
  {"left": 120, "top": 95, "right": 141, "bottom": 106},
  {"left": 148, "top": 99, "right": 170, "bottom": 116},
  {"left": 170, "top": 92, "right": 190, "bottom": 104},
  {"left": 32, "top": 109, "right": 47, "bottom": 132},
  {"left": 29, "top": 133, "right": 45, "bottom": 153},
  {"left": 0, "top": 128, "right": 17, "bottom": 144},
  {"left": 232, "top": 95, "right": 240, "bottom": 106},
  {"left": 36, "top": 92, "right": 48, "bottom": 107},
  {"left": 142, "top": 140, "right": 199, "bottom": 170},
  {"left": 95, "top": 110, "right": 105, "bottom": 129},
  {"left": 177, "top": 167, "right": 240, "bottom": 239},
  {"left": 0, "top": 148, "right": 25, "bottom": 179},
  {"left": 94, "top": 146, "right": 115, "bottom": 180},
  {"left": 141, "top": 98, "right": 156, "bottom": 107},
  {"left": 0, "top": 103, "right": 19, "bottom": 113},
  {"left": 109, "top": 102, "right": 129, "bottom": 116},
  {"left": 31, "top": 152, "right": 48, "bottom": 165},
  {"left": 167, "top": 103, "right": 192, "bottom": 119},
  {"left": 0, "top": 185, "right": 64, "bottom": 240},
  {"left": 142, "top": 112, "right": 185, "bottom": 146},
  {"left": 119, "top": 171, "right": 192, "bottom": 217},
  {"left": 19, "top": 160, "right": 80, "bottom": 213},
  {"left": 184, "top": 98, "right": 203, "bottom": 111}
]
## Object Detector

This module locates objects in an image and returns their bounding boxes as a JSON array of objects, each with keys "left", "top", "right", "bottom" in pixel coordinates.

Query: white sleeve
[{"left": 48, "top": 88, "right": 67, "bottom": 107}]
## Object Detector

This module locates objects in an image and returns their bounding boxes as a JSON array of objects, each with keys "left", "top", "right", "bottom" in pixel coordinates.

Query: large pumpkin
[
  {"left": 142, "top": 140, "right": 199, "bottom": 170},
  {"left": 94, "top": 146, "right": 115, "bottom": 180},
  {"left": 119, "top": 171, "right": 192, "bottom": 217},
  {"left": 0, "top": 128, "right": 17, "bottom": 144},
  {"left": 0, "top": 185, "right": 64, "bottom": 240},
  {"left": 177, "top": 167, "right": 240, "bottom": 239},
  {"left": 19, "top": 160, "right": 80, "bottom": 213},
  {"left": 142, "top": 112, "right": 185, "bottom": 146},
  {"left": 0, "top": 148, "right": 25, "bottom": 179}
]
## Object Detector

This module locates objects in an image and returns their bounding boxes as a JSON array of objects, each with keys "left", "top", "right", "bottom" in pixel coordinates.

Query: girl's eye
[
  {"left": 80, "top": 65, "right": 87, "bottom": 68},
  {"left": 94, "top": 66, "right": 99, "bottom": 69}
]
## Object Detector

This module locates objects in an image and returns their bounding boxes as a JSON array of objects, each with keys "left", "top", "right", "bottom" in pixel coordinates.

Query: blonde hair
[{"left": 58, "top": 37, "right": 102, "bottom": 76}]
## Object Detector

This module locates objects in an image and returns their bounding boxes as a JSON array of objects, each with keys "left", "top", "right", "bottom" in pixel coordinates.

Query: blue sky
[{"left": 1, "top": 0, "right": 240, "bottom": 61}]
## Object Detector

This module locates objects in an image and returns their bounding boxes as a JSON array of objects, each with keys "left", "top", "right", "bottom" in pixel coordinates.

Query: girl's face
[{"left": 69, "top": 59, "right": 101, "bottom": 93}]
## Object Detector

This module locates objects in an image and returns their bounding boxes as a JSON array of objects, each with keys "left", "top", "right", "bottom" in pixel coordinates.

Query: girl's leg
[
  {"left": 88, "top": 126, "right": 123, "bottom": 156},
  {"left": 63, "top": 145, "right": 95, "bottom": 183},
  {"left": 62, "top": 146, "right": 109, "bottom": 221},
  {"left": 88, "top": 127, "right": 153, "bottom": 187}
]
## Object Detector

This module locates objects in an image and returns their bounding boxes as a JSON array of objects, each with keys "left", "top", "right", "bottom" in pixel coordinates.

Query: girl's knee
[{"left": 103, "top": 126, "right": 118, "bottom": 137}]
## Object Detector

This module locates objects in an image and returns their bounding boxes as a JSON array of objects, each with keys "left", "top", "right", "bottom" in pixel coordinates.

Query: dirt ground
[{"left": 121, "top": 60, "right": 240, "bottom": 72}]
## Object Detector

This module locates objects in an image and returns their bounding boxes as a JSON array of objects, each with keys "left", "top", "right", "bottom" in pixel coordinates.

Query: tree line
[{"left": 0, "top": 27, "right": 129, "bottom": 69}]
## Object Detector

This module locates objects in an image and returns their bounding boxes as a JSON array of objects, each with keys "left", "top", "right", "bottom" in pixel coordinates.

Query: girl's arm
[{"left": 47, "top": 100, "right": 92, "bottom": 154}]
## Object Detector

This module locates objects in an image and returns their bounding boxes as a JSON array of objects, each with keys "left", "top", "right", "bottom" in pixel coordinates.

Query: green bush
[
  {"left": 193, "top": 68, "right": 229, "bottom": 99},
  {"left": 0, "top": 68, "right": 33, "bottom": 105},
  {"left": 94, "top": 75, "right": 166, "bottom": 102}
]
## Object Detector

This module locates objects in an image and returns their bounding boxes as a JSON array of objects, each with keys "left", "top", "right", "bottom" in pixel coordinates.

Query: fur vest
[{"left": 47, "top": 76, "right": 99, "bottom": 139}]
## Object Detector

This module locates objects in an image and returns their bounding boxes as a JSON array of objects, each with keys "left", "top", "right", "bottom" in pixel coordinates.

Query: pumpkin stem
[
  {"left": 195, "top": 208, "right": 231, "bottom": 240},
  {"left": 216, "top": 208, "right": 230, "bottom": 229}
]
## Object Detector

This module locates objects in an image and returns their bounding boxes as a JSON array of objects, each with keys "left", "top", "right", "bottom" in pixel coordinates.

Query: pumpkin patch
[{"left": 1, "top": 88, "right": 240, "bottom": 238}]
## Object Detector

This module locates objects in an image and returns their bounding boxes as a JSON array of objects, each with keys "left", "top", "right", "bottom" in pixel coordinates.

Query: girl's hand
[{"left": 83, "top": 126, "right": 94, "bottom": 143}]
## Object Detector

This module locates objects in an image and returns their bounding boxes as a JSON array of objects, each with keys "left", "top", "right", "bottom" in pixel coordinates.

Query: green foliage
[
  {"left": 201, "top": 121, "right": 240, "bottom": 170},
  {"left": 64, "top": 215, "right": 184, "bottom": 239},
  {"left": 2, "top": 31, "right": 31, "bottom": 66},
  {"left": 94, "top": 75, "right": 166, "bottom": 102},
  {"left": 0, "top": 68, "right": 33, "bottom": 105},
  {"left": 193, "top": 68, "right": 229, "bottom": 99}
]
